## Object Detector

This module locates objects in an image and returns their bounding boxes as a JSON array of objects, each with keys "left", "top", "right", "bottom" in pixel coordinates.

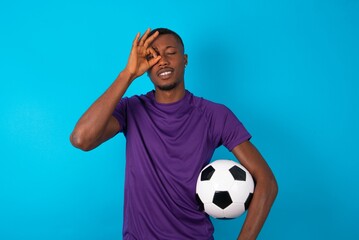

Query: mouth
[{"left": 157, "top": 68, "right": 174, "bottom": 80}]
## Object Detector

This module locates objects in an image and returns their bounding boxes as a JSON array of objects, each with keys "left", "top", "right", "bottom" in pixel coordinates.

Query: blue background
[{"left": 1, "top": 0, "right": 358, "bottom": 239}]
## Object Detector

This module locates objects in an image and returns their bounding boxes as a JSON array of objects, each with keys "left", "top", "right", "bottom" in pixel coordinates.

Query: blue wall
[{"left": 1, "top": 0, "right": 358, "bottom": 239}]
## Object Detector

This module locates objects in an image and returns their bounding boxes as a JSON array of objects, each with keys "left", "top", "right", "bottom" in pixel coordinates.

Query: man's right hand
[
  {"left": 124, "top": 28, "right": 161, "bottom": 82},
  {"left": 70, "top": 28, "right": 161, "bottom": 151}
]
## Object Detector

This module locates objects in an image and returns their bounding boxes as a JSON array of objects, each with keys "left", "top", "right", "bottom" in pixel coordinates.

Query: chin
[{"left": 157, "top": 82, "right": 178, "bottom": 91}]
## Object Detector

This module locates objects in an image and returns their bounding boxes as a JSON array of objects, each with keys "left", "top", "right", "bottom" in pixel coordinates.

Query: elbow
[
  {"left": 70, "top": 130, "right": 93, "bottom": 152},
  {"left": 272, "top": 178, "right": 279, "bottom": 199},
  {"left": 267, "top": 176, "right": 279, "bottom": 201},
  {"left": 256, "top": 174, "right": 278, "bottom": 202}
]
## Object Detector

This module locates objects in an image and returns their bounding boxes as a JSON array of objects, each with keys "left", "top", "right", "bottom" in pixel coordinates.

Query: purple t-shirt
[{"left": 113, "top": 90, "right": 251, "bottom": 240}]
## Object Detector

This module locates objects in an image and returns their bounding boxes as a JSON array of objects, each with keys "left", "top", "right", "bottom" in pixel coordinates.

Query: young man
[{"left": 70, "top": 28, "right": 278, "bottom": 240}]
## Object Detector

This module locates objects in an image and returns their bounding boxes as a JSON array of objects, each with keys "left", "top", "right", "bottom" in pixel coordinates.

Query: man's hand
[{"left": 124, "top": 28, "right": 161, "bottom": 81}]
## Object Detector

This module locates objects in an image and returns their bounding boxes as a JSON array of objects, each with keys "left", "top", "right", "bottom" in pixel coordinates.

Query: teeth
[{"left": 159, "top": 71, "right": 172, "bottom": 76}]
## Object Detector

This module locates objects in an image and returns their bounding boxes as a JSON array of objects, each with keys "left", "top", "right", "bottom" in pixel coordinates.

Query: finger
[
  {"left": 132, "top": 32, "right": 140, "bottom": 47},
  {"left": 138, "top": 28, "right": 151, "bottom": 46},
  {"left": 145, "top": 47, "right": 157, "bottom": 61},
  {"left": 147, "top": 47, "right": 158, "bottom": 58},
  {"left": 148, "top": 55, "right": 161, "bottom": 67},
  {"left": 143, "top": 30, "right": 159, "bottom": 48}
]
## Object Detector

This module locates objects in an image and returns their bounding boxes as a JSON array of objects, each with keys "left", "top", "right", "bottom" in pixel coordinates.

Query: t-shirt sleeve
[
  {"left": 214, "top": 105, "right": 252, "bottom": 151},
  {"left": 112, "top": 97, "right": 128, "bottom": 133}
]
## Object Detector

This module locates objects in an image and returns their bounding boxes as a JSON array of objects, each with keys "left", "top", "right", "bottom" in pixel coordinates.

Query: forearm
[
  {"left": 70, "top": 70, "right": 133, "bottom": 150},
  {"left": 237, "top": 176, "right": 278, "bottom": 240}
]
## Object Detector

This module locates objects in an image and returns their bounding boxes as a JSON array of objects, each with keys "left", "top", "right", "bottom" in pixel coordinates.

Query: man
[{"left": 70, "top": 28, "right": 278, "bottom": 240}]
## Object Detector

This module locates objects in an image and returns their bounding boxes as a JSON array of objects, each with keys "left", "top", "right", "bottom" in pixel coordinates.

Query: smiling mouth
[
  {"left": 157, "top": 68, "right": 174, "bottom": 79},
  {"left": 159, "top": 71, "right": 172, "bottom": 77}
]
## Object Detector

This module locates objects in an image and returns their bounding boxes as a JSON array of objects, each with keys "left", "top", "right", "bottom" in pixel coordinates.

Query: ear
[{"left": 184, "top": 54, "right": 188, "bottom": 66}]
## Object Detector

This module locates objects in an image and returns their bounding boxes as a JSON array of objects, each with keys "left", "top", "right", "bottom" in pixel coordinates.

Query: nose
[{"left": 158, "top": 54, "right": 169, "bottom": 67}]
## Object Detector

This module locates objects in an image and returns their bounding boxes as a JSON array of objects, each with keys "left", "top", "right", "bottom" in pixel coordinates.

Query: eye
[{"left": 146, "top": 54, "right": 154, "bottom": 61}]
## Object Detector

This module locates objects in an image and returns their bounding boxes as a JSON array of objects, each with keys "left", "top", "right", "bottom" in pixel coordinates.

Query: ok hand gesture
[{"left": 124, "top": 28, "right": 161, "bottom": 81}]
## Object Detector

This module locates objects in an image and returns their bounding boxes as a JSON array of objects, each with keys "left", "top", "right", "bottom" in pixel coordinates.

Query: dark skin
[{"left": 70, "top": 28, "right": 278, "bottom": 240}]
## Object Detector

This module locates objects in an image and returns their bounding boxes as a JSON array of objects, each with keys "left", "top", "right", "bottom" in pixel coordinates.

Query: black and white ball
[{"left": 196, "top": 159, "right": 255, "bottom": 219}]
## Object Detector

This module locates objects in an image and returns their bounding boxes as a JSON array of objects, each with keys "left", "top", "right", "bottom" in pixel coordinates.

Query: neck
[{"left": 154, "top": 86, "right": 186, "bottom": 104}]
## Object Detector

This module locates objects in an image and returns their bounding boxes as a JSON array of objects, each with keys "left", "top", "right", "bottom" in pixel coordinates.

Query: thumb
[{"left": 148, "top": 55, "right": 161, "bottom": 68}]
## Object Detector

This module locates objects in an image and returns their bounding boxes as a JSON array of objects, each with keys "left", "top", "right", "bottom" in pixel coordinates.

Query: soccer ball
[{"left": 196, "top": 159, "right": 255, "bottom": 219}]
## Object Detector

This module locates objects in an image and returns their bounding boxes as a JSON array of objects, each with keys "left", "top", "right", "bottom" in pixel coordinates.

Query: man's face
[{"left": 147, "top": 34, "right": 188, "bottom": 91}]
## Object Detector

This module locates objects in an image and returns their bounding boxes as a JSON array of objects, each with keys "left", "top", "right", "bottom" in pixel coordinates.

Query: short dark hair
[{"left": 149, "top": 28, "right": 185, "bottom": 52}]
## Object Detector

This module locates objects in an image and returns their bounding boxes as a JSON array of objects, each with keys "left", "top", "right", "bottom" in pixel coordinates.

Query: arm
[
  {"left": 232, "top": 141, "right": 278, "bottom": 240},
  {"left": 70, "top": 28, "right": 161, "bottom": 151}
]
